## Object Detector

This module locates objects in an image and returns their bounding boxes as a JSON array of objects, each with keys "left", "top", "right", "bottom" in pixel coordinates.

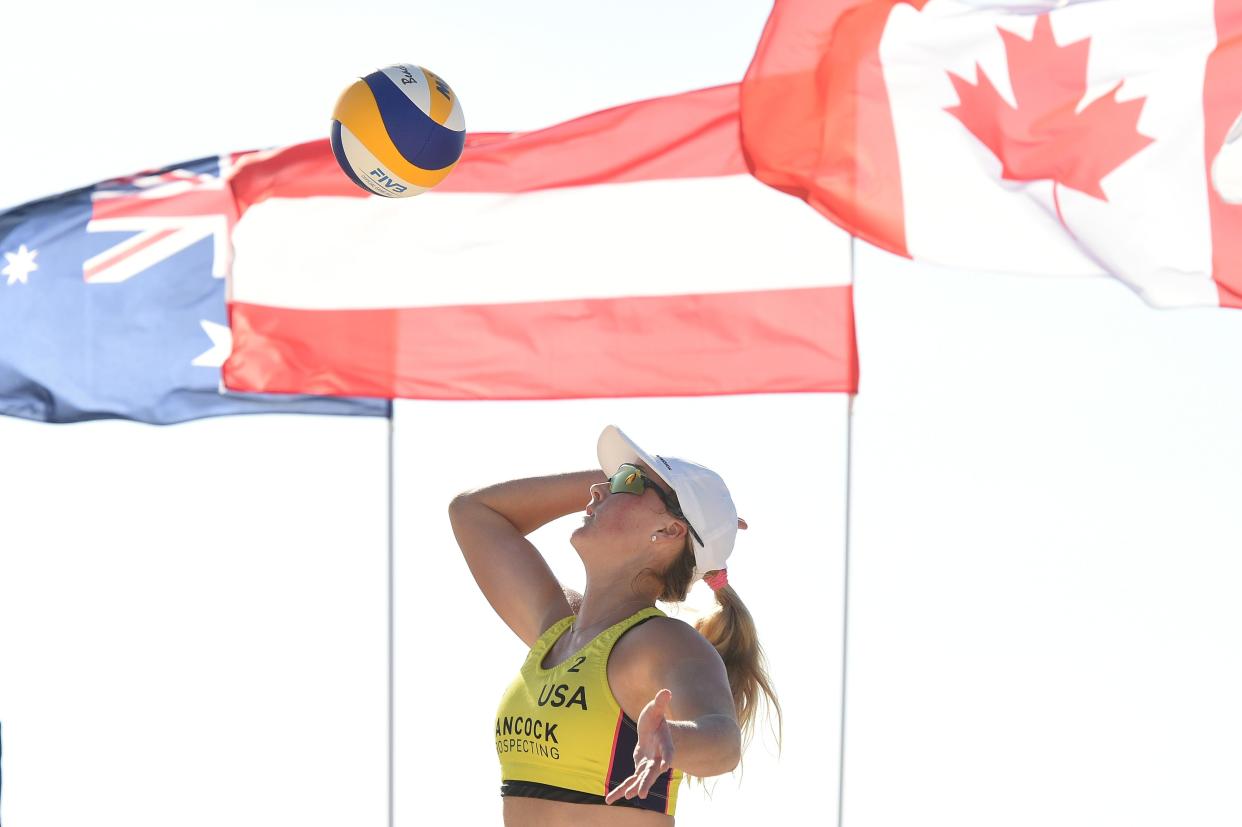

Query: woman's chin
[{"left": 568, "top": 527, "right": 595, "bottom": 558}]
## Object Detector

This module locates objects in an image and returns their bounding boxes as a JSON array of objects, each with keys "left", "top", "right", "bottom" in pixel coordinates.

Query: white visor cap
[{"left": 597, "top": 425, "right": 738, "bottom": 579}]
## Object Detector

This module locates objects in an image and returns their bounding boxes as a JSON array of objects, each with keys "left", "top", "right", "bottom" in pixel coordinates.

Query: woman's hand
[{"left": 605, "top": 688, "right": 676, "bottom": 804}]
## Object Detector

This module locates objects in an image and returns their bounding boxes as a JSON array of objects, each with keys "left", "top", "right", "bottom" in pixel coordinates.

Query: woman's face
[{"left": 571, "top": 463, "right": 685, "bottom": 565}]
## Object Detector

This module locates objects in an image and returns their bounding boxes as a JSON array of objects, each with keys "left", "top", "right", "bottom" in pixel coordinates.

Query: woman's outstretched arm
[{"left": 606, "top": 618, "right": 742, "bottom": 803}]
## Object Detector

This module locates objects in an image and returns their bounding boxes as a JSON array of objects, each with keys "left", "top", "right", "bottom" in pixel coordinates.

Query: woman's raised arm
[{"left": 448, "top": 470, "right": 603, "bottom": 646}]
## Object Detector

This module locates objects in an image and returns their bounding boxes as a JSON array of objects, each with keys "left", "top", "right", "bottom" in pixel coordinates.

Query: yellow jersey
[{"left": 495, "top": 606, "right": 684, "bottom": 816}]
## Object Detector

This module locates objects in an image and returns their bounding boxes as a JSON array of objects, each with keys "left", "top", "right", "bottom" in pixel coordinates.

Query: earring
[{"left": 651, "top": 535, "right": 658, "bottom": 542}]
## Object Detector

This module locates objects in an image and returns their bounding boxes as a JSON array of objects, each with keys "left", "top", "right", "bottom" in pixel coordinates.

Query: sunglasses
[{"left": 608, "top": 463, "right": 704, "bottom": 547}]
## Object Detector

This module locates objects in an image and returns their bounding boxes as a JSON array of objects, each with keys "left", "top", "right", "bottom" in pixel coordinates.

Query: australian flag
[{"left": 0, "top": 154, "right": 389, "bottom": 423}]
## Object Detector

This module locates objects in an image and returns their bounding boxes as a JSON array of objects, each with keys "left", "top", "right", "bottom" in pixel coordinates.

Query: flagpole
[
  {"left": 837, "top": 236, "right": 856, "bottom": 827},
  {"left": 387, "top": 408, "right": 395, "bottom": 827}
]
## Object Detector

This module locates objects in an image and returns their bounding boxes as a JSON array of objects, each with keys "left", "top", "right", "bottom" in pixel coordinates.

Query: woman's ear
[{"left": 654, "top": 519, "right": 689, "bottom": 545}]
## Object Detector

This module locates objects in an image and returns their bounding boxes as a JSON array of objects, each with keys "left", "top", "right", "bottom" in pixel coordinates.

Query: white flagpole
[
  {"left": 387, "top": 410, "right": 395, "bottom": 827},
  {"left": 837, "top": 236, "right": 857, "bottom": 827}
]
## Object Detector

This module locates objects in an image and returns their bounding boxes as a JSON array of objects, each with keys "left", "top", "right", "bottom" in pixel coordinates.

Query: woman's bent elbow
[
  {"left": 715, "top": 740, "right": 742, "bottom": 776},
  {"left": 448, "top": 490, "right": 480, "bottom": 517}
]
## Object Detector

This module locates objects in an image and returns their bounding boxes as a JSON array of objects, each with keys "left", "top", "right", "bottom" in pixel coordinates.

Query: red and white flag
[
  {"left": 742, "top": 0, "right": 1242, "bottom": 308},
  {"left": 222, "top": 85, "right": 857, "bottom": 400}
]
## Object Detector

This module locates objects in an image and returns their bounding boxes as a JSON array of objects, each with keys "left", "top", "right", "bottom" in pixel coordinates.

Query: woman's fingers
[
  {"left": 637, "top": 762, "right": 661, "bottom": 798},
  {"left": 631, "top": 759, "right": 652, "bottom": 797},
  {"left": 604, "top": 778, "right": 626, "bottom": 804},
  {"left": 606, "top": 762, "right": 646, "bottom": 804},
  {"left": 606, "top": 759, "right": 674, "bottom": 804},
  {"left": 605, "top": 772, "right": 642, "bottom": 804},
  {"left": 635, "top": 765, "right": 651, "bottom": 798},
  {"left": 606, "top": 759, "right": 669, "bottom": 804}
]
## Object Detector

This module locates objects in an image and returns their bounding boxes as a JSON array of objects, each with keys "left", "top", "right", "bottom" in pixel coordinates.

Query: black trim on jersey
[
  {"left": 501, "top": 779, "right": 671, "bottom": 812},
  {"left": 502, "top": 780, "right": 601, "bottom": 804}
]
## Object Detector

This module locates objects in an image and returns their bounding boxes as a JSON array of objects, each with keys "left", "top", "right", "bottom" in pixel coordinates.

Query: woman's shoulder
[
  {"left": 613, "top": 613, "right": 719, "bottom": 669},
  {"left": 607, "top": 614, "right": 725, "bottom": 718}
]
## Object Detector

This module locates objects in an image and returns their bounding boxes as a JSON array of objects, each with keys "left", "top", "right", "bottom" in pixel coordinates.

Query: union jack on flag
[{"left": 0, "top": 154, "right": 388, "bottom": 423}]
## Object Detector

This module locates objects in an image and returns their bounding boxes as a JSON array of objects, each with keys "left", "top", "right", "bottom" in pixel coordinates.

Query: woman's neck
[{"left": 573, "top": 577, "right": 653, "bottom": 635}]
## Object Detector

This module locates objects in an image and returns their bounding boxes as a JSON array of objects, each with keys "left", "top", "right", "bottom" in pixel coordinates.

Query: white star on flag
[
  {"left": 3, "top": 244, "right": 38, "bottom": 286},
  {"left": 191, "top": 319, "right": 232, "bottom": 367}
]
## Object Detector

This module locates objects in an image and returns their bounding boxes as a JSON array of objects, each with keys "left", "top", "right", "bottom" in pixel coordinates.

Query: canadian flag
[
  {"left": 223, "top": 85, "right": 857, "bottom": 400},
  {"left": 741, "top": 0, "right": 1242, "bottom": 308}
]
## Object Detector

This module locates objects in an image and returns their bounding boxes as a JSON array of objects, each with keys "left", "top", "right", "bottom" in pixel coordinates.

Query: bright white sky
[{"left": 2, "top": 2, "right": 1241, "bottom": 826}]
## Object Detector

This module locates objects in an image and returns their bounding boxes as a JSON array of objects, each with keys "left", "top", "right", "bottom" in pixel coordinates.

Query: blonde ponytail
[
  {"left": 694, "top": 579, "right": 782, "bottom": 753},
  {"left": 656, "top": 545, "right": 783, "bottom": 758}
]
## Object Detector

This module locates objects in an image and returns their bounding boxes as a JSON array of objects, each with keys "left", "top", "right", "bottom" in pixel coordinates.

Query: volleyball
[{"left": 330, "top": 64, "right": 466, "bottom": 198}]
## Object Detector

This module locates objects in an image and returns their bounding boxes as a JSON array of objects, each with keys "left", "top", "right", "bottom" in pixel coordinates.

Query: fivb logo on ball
[{"left": 331, "top": 64, "right": 466, "bottom": 198}]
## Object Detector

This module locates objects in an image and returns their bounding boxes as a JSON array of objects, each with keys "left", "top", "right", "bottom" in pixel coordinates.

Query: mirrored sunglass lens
[{"left": 609, "top": 465, "right": 645, "bottom": 494}]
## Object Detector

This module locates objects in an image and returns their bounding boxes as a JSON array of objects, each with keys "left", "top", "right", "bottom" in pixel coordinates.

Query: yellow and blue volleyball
[{"left": 330, "top": 64, "right": 466, "bottom": 198}]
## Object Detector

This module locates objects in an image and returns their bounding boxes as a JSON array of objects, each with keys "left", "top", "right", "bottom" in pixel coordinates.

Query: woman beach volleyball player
[{"left": 449, "top": 425, "right": 781, "bottom": 825}]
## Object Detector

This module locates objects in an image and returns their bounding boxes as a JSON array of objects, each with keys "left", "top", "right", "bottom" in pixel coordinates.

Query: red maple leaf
[{"left": 945, "top": 14, "right": 1153, "bottom": 218}]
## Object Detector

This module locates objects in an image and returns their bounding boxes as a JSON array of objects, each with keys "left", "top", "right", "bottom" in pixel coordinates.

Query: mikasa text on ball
[{"left": 330, "top": 64, "right": 466, "bottom": 198}]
